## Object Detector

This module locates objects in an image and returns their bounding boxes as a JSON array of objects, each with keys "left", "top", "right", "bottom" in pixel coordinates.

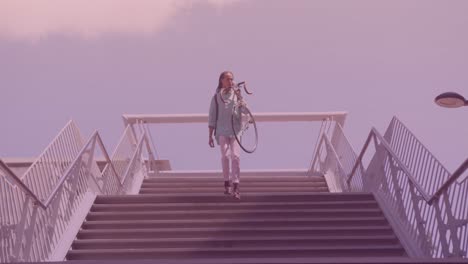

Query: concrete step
[
  {"left": 86, "top": 208, "right": 383, "bottom": 221},
  {"left": 67, "top": 245, "right": 406, "bottom": 260},
  {"left": 82, "top": 216, "right": 389, "bottom": 229},
  {"left": 90, "top": 200, "right": 380, "bottom": 212},
  {"left": 69, "top": 186, "right": 408, "bottom": 261},
  {"left": 143, "top": 176, "right": 326, "bottom": 183},
  {"left": 94, "top": 193, "right": 375, "bottom": 204},
  {"left": 139, "top": 186, "right": 329, "bottom": 194},
  {"left": 59, "top": 257, "right": 468, "bottom": 264},
  {"left": 140, "top": 181, "right": 327, "bottom": 188},
  {"left": 77, "top": 226, "right": 395, "bottom": 239},
  {"left": 72, "top": 235, "right": 400, "bottom": 249}
]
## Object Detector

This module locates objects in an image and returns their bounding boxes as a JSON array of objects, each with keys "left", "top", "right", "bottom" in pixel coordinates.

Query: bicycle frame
[{"left": 218, "top": 81, "right": 252, "bottom": 104}]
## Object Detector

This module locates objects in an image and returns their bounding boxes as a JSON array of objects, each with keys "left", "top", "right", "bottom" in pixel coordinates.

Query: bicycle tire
[{"left": 231, "top": 104, "right": 258, "bottom": 153}]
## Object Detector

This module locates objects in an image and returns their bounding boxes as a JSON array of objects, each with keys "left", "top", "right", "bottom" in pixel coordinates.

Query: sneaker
[
  {"left": 224, "top": 181, "right": 232, "bottom": 195},
  {"left": 233, "top": 183, "right": 240, "bottom": 200}
]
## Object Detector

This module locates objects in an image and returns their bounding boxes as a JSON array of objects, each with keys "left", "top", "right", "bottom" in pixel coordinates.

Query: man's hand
[{"left": 209, "top": 136, "right": 215, "bottom": 148}]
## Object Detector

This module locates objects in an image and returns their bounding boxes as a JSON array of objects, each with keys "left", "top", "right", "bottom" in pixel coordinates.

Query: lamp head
[{"left": 435, "top": 92, "right": 467, "bottom": 108}]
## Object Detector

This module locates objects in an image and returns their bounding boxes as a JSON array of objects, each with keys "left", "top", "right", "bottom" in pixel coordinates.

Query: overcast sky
[{"left": 1, "top": 0, "right": 467, "bottom": 173}]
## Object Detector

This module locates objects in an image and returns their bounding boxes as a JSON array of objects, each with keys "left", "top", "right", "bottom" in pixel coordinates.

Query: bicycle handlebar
[
  {"left": 235, "top": 81, "right": 253, "bottom": 95},
  {"left": 218, "top": 81, "right": 253, "bottom": 104}
]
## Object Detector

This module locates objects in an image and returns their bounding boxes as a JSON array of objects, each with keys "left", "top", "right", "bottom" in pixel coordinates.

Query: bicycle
[{"left": 218, "top": 81, "right": 258, "bottom": 153}]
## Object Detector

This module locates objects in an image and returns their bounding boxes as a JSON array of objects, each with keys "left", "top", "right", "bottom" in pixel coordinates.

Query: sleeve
[{"left": 208, "top": 95, "right": 217, "bottom": 128}]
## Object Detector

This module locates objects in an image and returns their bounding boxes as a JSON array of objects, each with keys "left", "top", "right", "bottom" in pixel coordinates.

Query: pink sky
[
  {"left": 0, "top": 1, "right": 239, "bottom": 39},
  {"left": 1, "top": 0, "right": 467, "bottom": 172}
]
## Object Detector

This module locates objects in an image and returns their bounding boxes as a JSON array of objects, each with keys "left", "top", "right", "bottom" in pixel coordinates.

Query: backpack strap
[{"left": 213, "top": 93, "right": 219, "bottom": 137}]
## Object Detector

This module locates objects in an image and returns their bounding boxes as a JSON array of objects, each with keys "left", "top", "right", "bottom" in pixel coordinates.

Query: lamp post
[{"left": 434, "top": 92, "right": 468, "bottom": 108}]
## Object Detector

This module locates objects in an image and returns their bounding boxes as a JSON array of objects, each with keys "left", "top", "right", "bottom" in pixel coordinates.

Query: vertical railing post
[
  {"left": 434, "top": 202, "right": 451, "bottom": 257},
  {"left": 408, "top": 180, "right": 432, "bottom": 256},
  {"left": 361, "top": 134, "right": 385, "bottom": 192},
  {"left": 83, "top": 138, "right": 99, "bottom": 192},
  {"left": 22, "top": 202, "right": 39, "bottom": 262},
  {"left": 143, "top": 123, "right": 157, "bottom": 174},
  {"left": 63, "top": 160, "right": 83, "bottom": 222},
  {"left": 47, "top": 185, "right": 63, "bottom": 240},
  {"left": 310, "top": 136, "right": 325, "bottom": 176},
  {"left": 442, "top": 193, "right": 463, "bottom": 257},
  {"left": 387, "top": 155, "right": 409, "bottom": 223},
  {"left": 12, "top": 196, "right": 31, "bottom": 262}
]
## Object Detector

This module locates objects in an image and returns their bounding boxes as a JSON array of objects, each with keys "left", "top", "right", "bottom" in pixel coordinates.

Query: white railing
[
  {"left": 124, "top": 112, "right": 348, "bottom": 175},
  {"left": 383, "top": 118, "right": 453, "bottom": 197},
  {"left": 313, "top": 116, "right": 468, "bottom": 258},
  {"left": 0, "top": 122, "right": 155, "bottom": 262},
  {"left": 122, "top": 112, "right": 348, "bottom": 127},
  {"left": 311, "top": 122, "right": 363, "bottom": 192},
  {"left": 3, "top": 112, "right": 464, "bottom": 261}
]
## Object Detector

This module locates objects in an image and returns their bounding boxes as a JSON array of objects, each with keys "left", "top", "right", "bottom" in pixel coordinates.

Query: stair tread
[
  {"left": 88, "top": 208, "right": 382, "bottom": 215},
  {"left": 83, "top": 216, "right": 387, "bottom": 225},
  {"left": 94, "top": 193, "right": 375, "bottom": 204},
  {"left": 144, "top": 176, "right": 325, "bottom": 181},
  {"left": 138, "top": 191, "right": 331, "bottom": 195},
  {"left": 70, "top": 184, "right": 408, "bottom": 260},
  {"left": 91, "top": 200, "right": 378, "bottom": 211},
  {"left": 142, "top": 182, "right": 326, "bottom": 186},
  {"left": 97, "top": 192, "right": 373, "bottom": 198},
  {"left": 61, "top": 256, "right": 445, "bottom": 264},
  {"left": 139, "top": 187, "right": 328, "bottom": 190},
  {"left": 94, "top": 198, "right": 371, "bottom": 204},
  {"left": 69, "top": 244, "right": 404, "bottom": 253},
  {"left": 82, "top": 217, "right": 390, "bottom": 229},
  {"left": 79, "top": 225, "right": 392, "bottom": 233},
  {"left": 74, "top": 234, "right": 398, "bottom": 243},
  {"left": 92, "top": 200, "right": 377, "bottom": 207}
]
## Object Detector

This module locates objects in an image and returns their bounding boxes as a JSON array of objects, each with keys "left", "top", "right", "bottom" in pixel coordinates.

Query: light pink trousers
[{"left": 219, "top": 136, "right": 240, "bottom": 183}]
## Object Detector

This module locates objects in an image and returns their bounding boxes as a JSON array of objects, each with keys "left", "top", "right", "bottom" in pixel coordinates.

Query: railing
[
  {"left": 382, "top": 118, "right": 453, "bottom": 197},
  {"left": 311, "top": 131, "right": 346, "bottom": 192},
  {"left": 0, "top": 121, "right": 84, "bottom": 262},
  {"left": 312, "top": 116, "right": 468, "bottom": 257},
  {"left": 2, "top": 112, "right": 464, "bottom": 260},
  {"left": 124, "top": 112, "right": 348, "bottom": 175},
  {"left": 118, "top": 126, "right": 153, "bottom": 193},
  {"left": 0, "top": 122, "right": 155, "bottom": 262},
  {"left": 311, "top": 121, "right": 365, "bottom": 192},
  {"left": 99, "top": 125, "right": 137, "bottom": 195},
  {"left": 345, "top": 117, "right": 468, "bottom": 258}
]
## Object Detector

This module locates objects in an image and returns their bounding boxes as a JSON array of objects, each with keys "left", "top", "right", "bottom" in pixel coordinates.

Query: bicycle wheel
[{"left": 231, "top": 104, "right": 258, "bottom": 153}]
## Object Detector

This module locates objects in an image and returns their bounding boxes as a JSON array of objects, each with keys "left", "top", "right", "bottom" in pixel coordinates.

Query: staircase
[{"left": 67, "top": 174, "right": 407, "bottom": 262}]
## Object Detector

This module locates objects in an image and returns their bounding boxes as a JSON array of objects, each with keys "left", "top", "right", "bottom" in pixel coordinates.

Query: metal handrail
[
  {"left": 385, "top": 117, "right": 454, "bottom": 198},
  {"left": 0, "top": 160, "right": 43, "bottom": 207},
  {"left": 135, "top": 121, "right": 157, "bottom": 170},
  {"left": 310, "top": 119, "right": 328, "bottom": 172},
  {"left": 323, "top": 134, "right": 347, "bottom": 175},
  {"left": 18, "top": 120, "right": 77, "bottom": 182},
  {"left": 44, "top": 131, "right": 123, "bottom": 206},
  {"left": 348, "top": 128, "right": 431, "bottom": 201},
  {"left": 0, "top": 122, "right": 155, "bottom": 262},
  {"left": 331, "top": 122, "right": 361, "bottom": 175},
  {"left": 95, "top": 132, "right": 124, "bottom": 186},
  {"left": 348, "top": 128, "right": 468, "bottom": 204},
  {"left": 142, "top": 122, "right": 159, "bottom": 160},
  {"left": 428, "top": 158, "right": 468, "bottom": 204},
  {"left": 120, "top": 131, "right": 147, "bottom": 185},
  {"left": 0, "top": 131, "right": 122, "bottom": 209},
  {"left": 322, "top": 120, "right": 468, "bottom": 257}
]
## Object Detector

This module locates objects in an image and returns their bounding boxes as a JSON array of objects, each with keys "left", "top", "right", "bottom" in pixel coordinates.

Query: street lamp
[{"left": 434, "top": 92, "right": 468, "bottom": 108}]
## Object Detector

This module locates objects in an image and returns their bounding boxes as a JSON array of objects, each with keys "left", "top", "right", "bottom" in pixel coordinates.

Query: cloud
[{"left": 0, "top": 0, "right": 239, "bottom": 40}]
